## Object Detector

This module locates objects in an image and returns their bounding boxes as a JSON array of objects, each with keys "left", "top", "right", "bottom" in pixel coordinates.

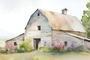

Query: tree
[{"left": 82, "top": 2, "right": 90, "bottom": 38}]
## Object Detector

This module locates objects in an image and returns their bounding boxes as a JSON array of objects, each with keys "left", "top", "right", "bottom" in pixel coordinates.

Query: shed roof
[
  {"left": 6, "top": 33, "right": 24, "bottom": 42},
  {"left": 67, "top": 32, "right": 90, "bottom": 42}
]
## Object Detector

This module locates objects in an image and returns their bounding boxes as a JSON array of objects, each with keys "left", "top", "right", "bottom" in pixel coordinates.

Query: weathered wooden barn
[
  {"left": 24, "top": 9, "right": 87, "bottom": 50},
  {"left": 5, "top": 33, "right": 24, "bottom": 52},
  {"left": 6, "top": 8, "right": 90, "bottom": 51}
]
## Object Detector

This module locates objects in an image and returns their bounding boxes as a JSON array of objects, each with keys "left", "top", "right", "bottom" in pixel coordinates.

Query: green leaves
[
  {"left": 82, "top": 2, "right": 90, "bottom": 38},
  {"left": 86, "top": 2, "right": 90, "bottom": 9},
  {"left": 19, "top": 41, "right": 32, "bottom": 52}
]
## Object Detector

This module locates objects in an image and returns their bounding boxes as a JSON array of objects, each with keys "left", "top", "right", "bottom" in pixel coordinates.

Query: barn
[
  {"left": 6, "top": 8, "right": 90, "bottom": 51},
  {"left": 24, "top": 8, "right": 86, "bottom": 50},
  {"left": 5, "top": 33, "right": 24, "bottom": 52}
]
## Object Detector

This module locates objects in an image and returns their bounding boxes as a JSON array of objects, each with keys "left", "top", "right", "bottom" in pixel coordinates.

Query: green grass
[
  {"left": 32, "top": 51, "right": 90, "bottom": 60},
  {"left": 0, "top": 51, "right": 90, "bottom": 60}
]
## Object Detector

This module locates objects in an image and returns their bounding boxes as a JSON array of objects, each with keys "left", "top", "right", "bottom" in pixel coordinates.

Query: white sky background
[{"left": 0, "top": 0, "right": 87, "bottom": 47}]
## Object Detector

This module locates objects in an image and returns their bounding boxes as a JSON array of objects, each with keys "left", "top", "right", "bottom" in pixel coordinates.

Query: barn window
[
  {"left": 14, "top": 42, "right": 17, "bottom": 46},
  {"left": 38, "top": 26, "right": 41, "bottom": 30},
  {"left": 37, "top": 12, "right": 40, "bottom": 16},
  {"left": 64, "top": 41, "right": 67, "bottom": 46}
]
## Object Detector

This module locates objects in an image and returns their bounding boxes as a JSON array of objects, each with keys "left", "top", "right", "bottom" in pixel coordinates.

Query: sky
[{"left": 0, "top": 0, "right": 87, "bottom": 47}]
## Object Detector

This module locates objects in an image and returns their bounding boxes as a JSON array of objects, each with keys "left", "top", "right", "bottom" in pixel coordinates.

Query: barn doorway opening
[
  {"left": 33, "top": 38, "right": 41, "bottom": 50},
  {"left": 64, "top": 41, "right": 67, "bottom": 46}
]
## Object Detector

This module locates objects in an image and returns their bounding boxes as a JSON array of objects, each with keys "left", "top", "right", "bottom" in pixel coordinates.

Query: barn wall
[
  {"left": 6, "top": 41, "right": 16, "bottom": 50},
  {"left": 39, "top": 37, "right": 52, "bottom": 48},
  {"left": 6, "top": 34, "right": 24, "bottom": 52},
  {"left": 84, "top": 41, "right": 90, "bottom": 49},
  {"left": 52, "top": 31, "right": 84, "bottom": 50},
  {"left": 24, "top": 10, "right": 52, "bottom": 49}
]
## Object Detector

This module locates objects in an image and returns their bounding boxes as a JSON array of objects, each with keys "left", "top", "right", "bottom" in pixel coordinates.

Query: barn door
[{"left": 34, "top": 38, "right": 41, "bottom": 50}]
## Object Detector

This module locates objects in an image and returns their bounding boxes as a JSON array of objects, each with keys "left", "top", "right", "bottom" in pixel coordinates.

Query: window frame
[
  {"left": 37, "top": 25, "right": 41, "bottom": 30},
  {"left": 37, "top": 12, "right": 40, "bottom": 16},
  {"left": 14, "top": 42, "right": 17, "bottom": 46}
]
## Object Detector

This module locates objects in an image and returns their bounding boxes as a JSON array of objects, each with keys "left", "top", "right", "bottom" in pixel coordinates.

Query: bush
[
  {"left": 17, "top": 41, "right": 32, "bottom": 53},
  {"left": 52, "top": 40, "right": 64, "bottom": 51},
  {"left": 17, "top": 48, "right": 25, "bottom": 53}
]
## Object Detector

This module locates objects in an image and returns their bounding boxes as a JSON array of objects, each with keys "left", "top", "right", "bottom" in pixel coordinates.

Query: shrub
[
  {"left": 17, "top": 48, "right": 25, "bottom": 53},
  {"left": 17, "top": 40, "right": 32, "bottom": 53},
  {"left": 52, "top": 40, "right": 64, "bottom": 51}
]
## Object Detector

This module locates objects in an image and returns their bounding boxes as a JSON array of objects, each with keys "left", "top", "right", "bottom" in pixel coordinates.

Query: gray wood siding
[
  {"left": 52, "top": 31, "right": 84, "bottom": 50},
  {"left": 6, "top": 34, "right": 24, "bottom": 52},
  {"left": 25, "top": 10, "right": 52, "bottom": 38},
  {"left": 24, "top": 10, "right": 52, "bottom": 48}
]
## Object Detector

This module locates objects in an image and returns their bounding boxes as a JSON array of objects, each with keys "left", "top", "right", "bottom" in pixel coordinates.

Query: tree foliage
[{"left": 82, "top": 2, "right": 90, "bottom": 38}]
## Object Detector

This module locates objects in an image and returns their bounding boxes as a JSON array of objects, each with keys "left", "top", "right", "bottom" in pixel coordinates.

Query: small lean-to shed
[
  {"left": 24, "top": 8, "right": 86, "bottom": 50},
  {"left": 5, "top": 33, "right": 24, "bottom": 52}
]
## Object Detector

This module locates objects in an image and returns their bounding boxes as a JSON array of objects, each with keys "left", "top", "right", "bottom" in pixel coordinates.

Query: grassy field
[
  {"left": 0, "top": 51, "right": 90, "bottom": 60},
  {"left": 32, "top": 51, "right": 90, "bottom": 60}
]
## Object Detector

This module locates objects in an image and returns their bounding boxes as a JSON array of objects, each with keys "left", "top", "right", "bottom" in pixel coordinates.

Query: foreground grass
[
  {"left": 0, "top": 51, "right": 90, "bottom": 60},
  {"left": 32, "top": 51, "right": 90, "bottom": 60}
]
